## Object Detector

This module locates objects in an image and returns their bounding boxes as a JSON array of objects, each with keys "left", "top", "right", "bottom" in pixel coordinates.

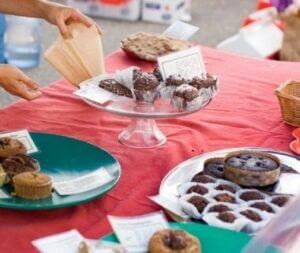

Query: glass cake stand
[{"left": 82, "top": 96, "right": 212, "bottom": 148}]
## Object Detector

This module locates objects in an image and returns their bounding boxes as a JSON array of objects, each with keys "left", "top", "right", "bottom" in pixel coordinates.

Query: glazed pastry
[
  {"left": 121, "top": 32, "right": 192, "bottom": 62},
  {"left": 149, "top": 229, "right": 201, "bottom": 253},
  {"left": 99, "top": 79, "right": 133, "bottom": 98},
  {"left": 2, "top": 153, "right": 40, "bottom": 179},
  {"left": 224, "top": 151, "right": 281, "bottom": 187},
  {"left": 171, "top": 84, "right": 202, "bottom": 112},
  {"left": 0, "top": 137, "right": 26, "bottom": 160},
  {"left": 13, "top": 172, "right": 52, "bottom": 200}
]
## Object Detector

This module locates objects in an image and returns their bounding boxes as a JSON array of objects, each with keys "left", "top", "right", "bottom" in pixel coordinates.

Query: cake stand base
[{"left": 118, "top": 118, "right": 166, "bottom": 148}]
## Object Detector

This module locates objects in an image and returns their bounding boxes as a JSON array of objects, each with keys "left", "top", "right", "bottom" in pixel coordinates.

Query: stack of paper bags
[{"left": 44, "top": 23, "right": 105, "bottom": 86}]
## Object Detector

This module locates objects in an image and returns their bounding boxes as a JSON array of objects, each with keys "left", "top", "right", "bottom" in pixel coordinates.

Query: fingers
[
  {"left": 10, "top": 81, "right": 42, "bottom": 101},
  {"left": 19, "top": 74, "right": 39, "bottom": 90},
  {"left": 57, "top": 16, "right": 72, "bottom": 39}
]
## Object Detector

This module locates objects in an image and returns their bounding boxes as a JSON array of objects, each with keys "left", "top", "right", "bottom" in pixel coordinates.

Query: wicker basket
[{"left": 275, "top": 80, "right": 300, "bottom": 127}]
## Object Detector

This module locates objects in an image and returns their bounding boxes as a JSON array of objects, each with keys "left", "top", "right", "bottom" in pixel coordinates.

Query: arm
[{"left": 0, "top": 0, "right": 101, "bottom": 38}]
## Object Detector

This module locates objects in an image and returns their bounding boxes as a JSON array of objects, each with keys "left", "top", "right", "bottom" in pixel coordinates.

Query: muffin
[
  {"left": 13, "top": 172, "right": 52, "bottom": 200},
  {"left": 133, "top": 73, "right": 160, "bottom": 102},
  {"left": 224, "top": 151, "right": 281, "bottom": 187},
  {"left": 0, "top": 137, "right": 26, "bottom": 160},
  {"left": 171, "top": 84, "right": 203, "bottom": 112},
  {"left": 2, "top": 153, "right": 40, "bottom": 179},
  {"left": 149, "top": 229, "right": 201, "bottom": 253},
  {"left": 99, "top": 79, "right": 133, "bottom": 98}
]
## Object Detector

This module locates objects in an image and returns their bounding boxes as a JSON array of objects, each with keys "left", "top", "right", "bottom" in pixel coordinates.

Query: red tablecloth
[{"left": 0, "top": 47, "right": 299, "bottom": 252}]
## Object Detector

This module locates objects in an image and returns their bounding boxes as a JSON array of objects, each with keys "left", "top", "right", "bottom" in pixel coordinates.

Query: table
[{"left": 0, "top": 47, "right": 299, "bottom": 252}]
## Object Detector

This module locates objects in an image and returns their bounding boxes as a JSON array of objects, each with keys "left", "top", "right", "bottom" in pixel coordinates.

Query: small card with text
[
  {"left": 0, "top": 129, "right": 38, "bottom": 154},
  {"left": 158, "top": 47, "right": 206, "bottom": 80}
]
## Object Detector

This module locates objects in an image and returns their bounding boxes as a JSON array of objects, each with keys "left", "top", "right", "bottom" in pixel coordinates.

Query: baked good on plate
[
  {"left": 0, "top": 165, "right": 7, "bottom": 187},
  {"left": 13, "top": 172, "right": 52, "bottom": 200},
  {"left": 165, "top": 75, "right": 187, "bottom": 87},
  {"left": 133, "top": 73, "right": 159, "bottom": 102},
  {"left": 0, "top": 137, "right": 26, "bottom": 160},
  {"left": 149, "top": 229, "right": 201, "bottom": 253},
  {"left": 99, "top": 79, "right": 133, "bottom": 98},
  {"left": 171, "top": 84, "right": 202, "bottom": 112},
  {"left": 121, "top": 32, "right": 192, "bottom": 62},
  {"left": 2, "top": 153, "right": 40, "bottom": 179},
  {"left": 224, "top": 151, "right": 280, "bottom": 187},
  {"left": 189, "top": 74, "right": 217, "bottom": 90}
]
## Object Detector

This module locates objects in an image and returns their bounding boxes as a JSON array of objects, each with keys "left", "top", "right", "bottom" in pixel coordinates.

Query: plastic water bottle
[
  {"left": 4, "top": 16, "right": 41, "bottom": 69},
  {"left": 0, "top": 14, "right": 6, "bottom": 63}
]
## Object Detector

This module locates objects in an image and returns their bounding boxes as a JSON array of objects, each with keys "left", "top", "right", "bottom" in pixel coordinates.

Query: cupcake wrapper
[
  {"left": 115, "top": 66, "right": 140, "bottom": 90},
  {"left": 237, "top": 207, "right": 271, "bottom": 234},
  {"left": 14, "top": 183, "right": 52, "bottom": 200},
  {"left": 202, "top": 212, "right": 248, "bottom": 232}
]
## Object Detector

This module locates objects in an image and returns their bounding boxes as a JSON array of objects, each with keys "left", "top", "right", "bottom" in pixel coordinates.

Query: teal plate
[
  {"left": 102, "top": 222, "right": 280, "bottom": 253},
  {"left": 0, "top": 132, "right": 121, "bottom": 210}
]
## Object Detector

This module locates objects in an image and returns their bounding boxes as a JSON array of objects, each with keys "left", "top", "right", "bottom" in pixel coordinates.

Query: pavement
[{"left": 0, "top": 0, "right": 256, "bottom": 107}]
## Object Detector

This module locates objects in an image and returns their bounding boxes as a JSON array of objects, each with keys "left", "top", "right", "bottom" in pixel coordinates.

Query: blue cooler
[{"left": 0, "top": 14, "right": 6, "bottom": 63}]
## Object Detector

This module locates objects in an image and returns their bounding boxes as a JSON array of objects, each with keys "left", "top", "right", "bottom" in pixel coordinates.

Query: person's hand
[
  {"left": 45, "top": 3, "right": 102, "bottom": 39},
  {"left": 0, "top": 65, "right": 42, "bottom": 100}
]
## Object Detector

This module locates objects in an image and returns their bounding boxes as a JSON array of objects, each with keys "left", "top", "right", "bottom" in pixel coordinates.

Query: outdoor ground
[{"left": 0, "top": 0, "right": 256, "bottom": 107}]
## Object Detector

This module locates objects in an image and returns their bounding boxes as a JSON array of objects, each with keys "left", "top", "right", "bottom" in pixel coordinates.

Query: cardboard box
[{"left": 142, "top": 0, "right": 191, "bottom": 24}]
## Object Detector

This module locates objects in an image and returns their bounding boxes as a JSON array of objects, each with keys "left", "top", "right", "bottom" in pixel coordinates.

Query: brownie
[
  {"left": 173, "top": 84, "right": 199, "bottom": 102},
  {"left": 162, "top": 231, "right": 187, "bottom": 250},
  {"left": 250, "top": 202, "right": 275, "bottom": 213},
  {"left": 165, "top": 74, "right": 187, "bottom": 87},
  {"left": 187, "top": 185, "right": 208, "bottom": 195},
  {"left": 240, "top": 209, "right": 262, "bottom": 222},
  {"left": 152, "top": 66, "right": 163, "bottom": 82},
  {"left": 218, "top": 212, "right": 237, "bottom": 223},
  {"left": 215, "top": 184, "right": 236, "bottom": 193},
  {"left": 133, "top": 73, "right": 159, "bottom": 91},
  {"left": 99, "top": 79, "right": 133, "bottom": 98},
  {"left": 191, "top": 174, "right": 216, "bottom": 184},
  {"left": 214, "top": 193, "right": 236, "bottom": 203},
  {"left": 271, "top": 196, "right": 290, "bottom": 207},
  {"left": 188, "top": 196, "right": 209, "bottom": 213},
  {"left": 208, "top": 204, "right": 232, "bottom": 213},
  {"left": 240, "top": 191, "right": 265, "bottom": 201}
]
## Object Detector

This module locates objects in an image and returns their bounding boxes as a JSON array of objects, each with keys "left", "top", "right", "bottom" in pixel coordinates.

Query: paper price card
[
  {"left": 108, "top": 212, "right": 169, "bottom": 253},
  {"left": 158, "top": 47, "right": 206, "bottom": 80}
]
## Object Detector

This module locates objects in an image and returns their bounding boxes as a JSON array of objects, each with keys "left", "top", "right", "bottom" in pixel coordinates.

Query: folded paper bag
[{"left": 44, "top": 23, "right": 106, "bottom": 86}]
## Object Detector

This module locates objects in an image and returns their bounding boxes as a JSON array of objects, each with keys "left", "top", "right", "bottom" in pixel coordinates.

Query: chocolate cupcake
[
  {"left": 171, "top": 84, "right": 202, "bottom": 112},
  {"left": 218, "top": 212, "right": 237, "bottom": 223},
  {"left": 133, "top": 73, "right": 160, "bottom": 102},
  {"left": 152, "top": 66, "right": 163, "bottom": 82},
  {"left": 149, "top": 229, "right": 201, "bottom": 253},
  {"left": 240, "top": 209, "right": 262, "bottom": 222},
  {"left": 250, "top": 201, "right": 275, "bottom": 213},
  {"left": 271, "top": 195, "right": 290, "bottom": 207},
  {"left": 188, "top": 195, "right": 209, "bottom": 213},
  {"left": 0, "top": 137, "right": 26, "bottom": 160},
  {"left": 239, "top": 190, "right": 265, "bottom": 201},
  {"left": 2, "top": 153, "right": 40, "bottom": 179},
  {"left": 214, "top": 193, "right": 236, "bottom": 203},
  {"left": 191, "top": 174, "right": 216, "bottom": 184},
  {"left": 208, "top": 204, "right": 232, "bottom": 213},
  {"left": 165, "top": 74, "right": 187, "bottom": 87},
  {"left": 187, "top": 185, "right": 208, "bottom": 195},
  {"left": 99, "top": 79, "right": 133, "bottom": 98}
]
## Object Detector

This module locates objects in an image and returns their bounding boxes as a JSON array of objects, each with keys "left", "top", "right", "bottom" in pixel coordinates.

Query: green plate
[
  {"left": 102, "top": 222, "right": 279, "bottom": 253},
  {"left": 0, "top": 132, "right": 121, "bottom": 210}
]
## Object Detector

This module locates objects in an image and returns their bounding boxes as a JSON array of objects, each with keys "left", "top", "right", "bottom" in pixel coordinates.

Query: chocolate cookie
[{"left": 99, "top": 79, "right": 133, "bottom": 98}]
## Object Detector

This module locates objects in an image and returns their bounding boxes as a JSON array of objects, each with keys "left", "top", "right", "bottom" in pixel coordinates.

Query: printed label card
[
  {"left": 0, "top": 129, "right": 38, "bottom": 154},
  {"left": 53, "top": 168, "right": 114, "bottom": 196},
  {"left": 158, "top": 47, "right": 206, "bottom": 80},
  {"left": 108, "top": 212, "right": 169, "bottom": 253},
  {"left": 163, "top": 21, "right": 199, "bottom": 41}
]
